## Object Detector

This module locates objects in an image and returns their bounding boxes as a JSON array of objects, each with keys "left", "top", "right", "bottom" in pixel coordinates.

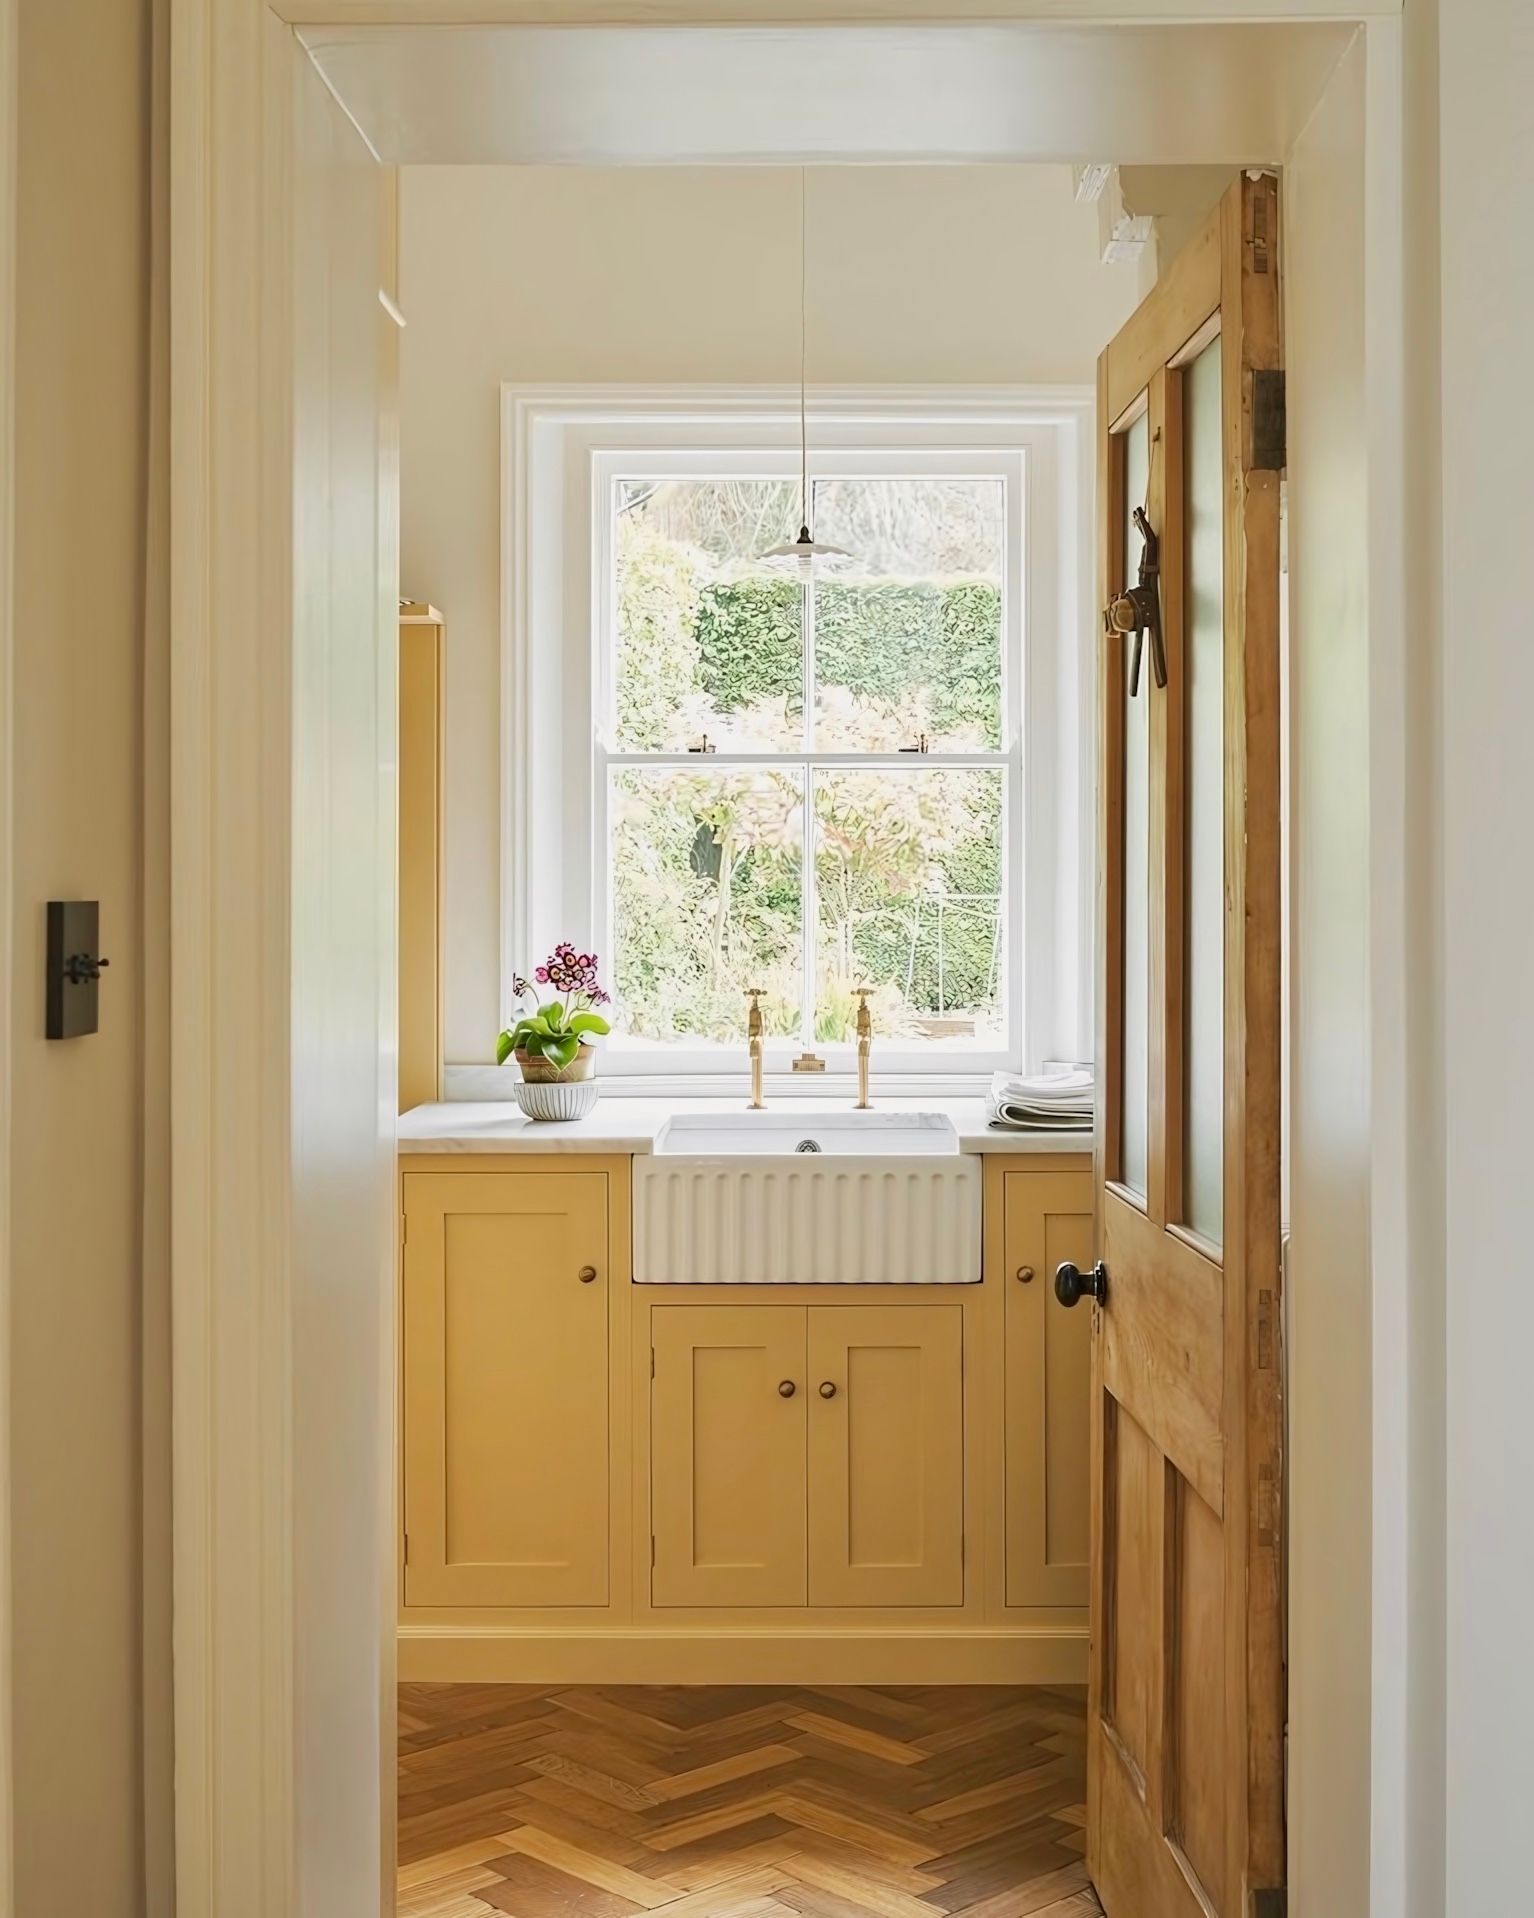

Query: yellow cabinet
[
  {"left": 402, "top": 1170, "right": 610, "bottom": 1607},
  {"left": 1003, "top": 1167, "right": 1094, "bottom": 1607},
  {"left": 651, "top": 1305, "right": 807, "bottom": 1608},
  {"left": 651, "top": 1302, "right": 964, "bottom": 1610},
  {"left": 808, "top": 1304, "right": 964, "bottom": 1608}
]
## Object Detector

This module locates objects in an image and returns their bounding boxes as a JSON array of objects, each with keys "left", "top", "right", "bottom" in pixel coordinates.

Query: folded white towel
[{"left": 987, "top": 1066, "right": 1094, "bottom": 1132}]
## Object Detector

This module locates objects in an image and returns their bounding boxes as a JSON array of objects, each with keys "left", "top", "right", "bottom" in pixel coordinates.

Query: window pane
[
  {"left": 813, "top": 767, "right": 1003, "bottom": 1047},
  {"left": 811, "top": 478, "right": 1005, "bottom": 750},
  {"left": 1120, "top": 413, "right": 1150, "bottom": 1199},
  {"left": 613, "top": 478, "right": 803, "bottom": 751},
  {"left": 611, "top": 765, "right": 803, "bottom": 1044},
  {"left": 1183, "top": 339, "right": 1224, "bottom": 1243}
]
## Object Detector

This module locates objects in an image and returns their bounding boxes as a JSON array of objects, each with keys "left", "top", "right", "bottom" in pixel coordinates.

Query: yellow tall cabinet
[{"left": 398, "top": 602, "right": 444, "bottom": 1113}]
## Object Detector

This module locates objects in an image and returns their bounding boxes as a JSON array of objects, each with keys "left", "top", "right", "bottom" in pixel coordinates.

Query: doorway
[{"left": 166, "top": 12, "right": 1391, "bottom": 1918}]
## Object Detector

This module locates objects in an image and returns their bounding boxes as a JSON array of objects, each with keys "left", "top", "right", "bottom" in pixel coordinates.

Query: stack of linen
[{"left": 987, "top": 1065, "right": 1095, "bottom": 1133}]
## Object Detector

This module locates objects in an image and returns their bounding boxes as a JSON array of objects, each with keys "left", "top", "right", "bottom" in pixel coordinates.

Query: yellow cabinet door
[
  {"left": 402, "top": 1171, "right": 609, "bottom": 1607},
  {"left": 1003, "top": 1167, "right": 1093, "bottom": 1607},
  {"left": 807, "top": 1304, "right": 964, "bottom": 1608},
  {"left": 651, "top": 1305, "right": 807, "bottom": 1608}
]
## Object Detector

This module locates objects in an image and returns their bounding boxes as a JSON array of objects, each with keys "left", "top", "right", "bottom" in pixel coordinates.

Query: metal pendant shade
[{"left": 758, "top": 169, "right": 855, "bottom": 576}]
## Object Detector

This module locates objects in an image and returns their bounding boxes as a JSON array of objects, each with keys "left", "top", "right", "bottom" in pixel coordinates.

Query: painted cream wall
[
  {"left": 398, "top": 163, "right": 1139, "bottom": 1059},
  {"left": 1282, "top": 29, "right": 1373, "bottom": 1918},
  {"left": 1439, "top": 0, "right": 1532, "bottom": 1911},
  {"left": 9, "top": 1, "right": 160, "bottom": 1912}
]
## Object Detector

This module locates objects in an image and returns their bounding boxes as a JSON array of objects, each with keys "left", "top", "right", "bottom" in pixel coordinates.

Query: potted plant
[{"left": 496, "top": 945, "right": 612, "bottom": 1120}]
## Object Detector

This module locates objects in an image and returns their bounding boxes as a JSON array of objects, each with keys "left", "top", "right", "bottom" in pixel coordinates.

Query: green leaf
[
  {"left": 542, "top": 1033, "right": 580, "bottom": 1070},
  {"left": 568, "top": 1011, "right": 610, "bottom": 1037},
  {"left": 495, "top": 1029, "right": 515, "bottom": 1066},
  {"left": 538, "top": 1000, "right": 567, "bottom": 1029}
]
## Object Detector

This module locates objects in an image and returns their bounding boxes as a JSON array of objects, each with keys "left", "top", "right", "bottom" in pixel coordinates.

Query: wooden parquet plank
[{"left": 398, "top": 1684, "right": 1102, "bottom": 1918}]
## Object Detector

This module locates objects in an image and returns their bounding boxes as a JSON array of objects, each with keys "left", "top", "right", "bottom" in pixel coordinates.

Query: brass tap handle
[
  {"left": 746, "top": 988, "right": 767, "bottom": 1110},
  {"left": 853, "top": 988, "right": 873, "bottom": 1110}
]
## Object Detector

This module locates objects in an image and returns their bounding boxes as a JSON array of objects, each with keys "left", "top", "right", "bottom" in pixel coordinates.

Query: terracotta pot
[{"left": 514, "top": 1044, "right": 596, "bottom": 1085}]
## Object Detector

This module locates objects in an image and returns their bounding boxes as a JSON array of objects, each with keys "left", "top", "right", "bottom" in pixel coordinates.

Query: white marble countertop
[{"left": 397, "top": 1097, "right": 1094, "bottom": 1157}]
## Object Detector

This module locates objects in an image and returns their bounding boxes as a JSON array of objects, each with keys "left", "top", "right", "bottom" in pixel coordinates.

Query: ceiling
[{"left": 300, "top": 21, "right": 1357, "bottom": 168}]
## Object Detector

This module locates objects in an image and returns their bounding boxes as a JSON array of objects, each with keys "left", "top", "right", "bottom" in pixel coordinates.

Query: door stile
[{"left": 1217, "top": 172, "right": 1285, "bottom": 1908}]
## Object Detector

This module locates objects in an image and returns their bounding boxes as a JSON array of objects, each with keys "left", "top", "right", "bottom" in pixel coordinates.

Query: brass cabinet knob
[
  {"left": 818, "top": 1381, "right": 837, "bottom": 1399},
  {"left": 1016, "top": 1265, "right": 1035, "bottom": 1284},
  {"left": 778, "top": 1379, "right": 796, "bottom": 1398},
  {"left": 578, "top": 1265, "right": 598, "bottom": 1284}
]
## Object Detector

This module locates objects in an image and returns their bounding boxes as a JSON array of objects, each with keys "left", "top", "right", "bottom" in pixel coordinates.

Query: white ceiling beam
[{"left": 301, "top": 22, "right": 1356, "bottom": 168}]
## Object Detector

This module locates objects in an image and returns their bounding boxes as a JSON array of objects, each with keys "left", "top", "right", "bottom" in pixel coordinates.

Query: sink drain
[{"left": 794, "top": 1138, "right": 822, "bottom": 1153}]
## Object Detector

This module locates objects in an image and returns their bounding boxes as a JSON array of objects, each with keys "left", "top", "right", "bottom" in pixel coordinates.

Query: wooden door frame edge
[
  {"left": 166, "top": 8, "right": 1411, "bottom": 1918},
  {"left": 0, "top": 0, "right": 17, "bottom": 1909}
]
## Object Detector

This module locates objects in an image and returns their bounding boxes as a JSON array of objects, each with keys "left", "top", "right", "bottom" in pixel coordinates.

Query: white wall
[
  {"left": 1282, "top": 30, "right": 1373, "bottom": 1918},
  {"left": 9, "top": 2, "right": 159, "bottom": 1910},
  {"left": 289, "top": 38, "right": 398, "bottom": 1918},
  {"left": 399, "top": 163, "right": 1139, "bottom": 1060},
  {"left": 1438, "top": 1, "right": 1533, "bottom": 1911}
]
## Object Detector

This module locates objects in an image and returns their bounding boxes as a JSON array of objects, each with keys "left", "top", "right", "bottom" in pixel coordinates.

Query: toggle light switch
[{"left": 46, "top": 900, "right": 109, "bottom": 1039}]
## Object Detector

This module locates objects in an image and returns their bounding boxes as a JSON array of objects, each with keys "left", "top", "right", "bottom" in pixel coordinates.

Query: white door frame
[
  {"left": 0, "top": 0, "right": 18, "bottom": 1908},
  {"left": 168, "top": 5, "right": 1411, "bottom": 1916}
]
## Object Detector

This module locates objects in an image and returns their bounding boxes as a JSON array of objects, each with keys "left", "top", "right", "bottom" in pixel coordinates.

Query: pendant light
[{"left": 758, "top": 168, "right": 854, "bottom": 578}]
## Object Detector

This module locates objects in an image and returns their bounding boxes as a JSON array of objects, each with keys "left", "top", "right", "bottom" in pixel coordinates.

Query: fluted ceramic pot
[{"left": 512, "top": 1043, "right": 599, "bottom": 1122}]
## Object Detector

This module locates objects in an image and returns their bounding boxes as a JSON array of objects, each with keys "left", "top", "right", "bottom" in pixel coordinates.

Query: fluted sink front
[{"left": 634, "top": 1112, "right": 980, "bottom": 1284}]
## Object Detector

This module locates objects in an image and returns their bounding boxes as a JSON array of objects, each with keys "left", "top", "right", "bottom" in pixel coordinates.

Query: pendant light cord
[{"left": 800, "top": 165, "right": 809, "bottom": 535}]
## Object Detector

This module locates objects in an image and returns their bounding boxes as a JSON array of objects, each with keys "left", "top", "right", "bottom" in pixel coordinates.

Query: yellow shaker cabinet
[
  {"left": 650, "top": 1302, "right": 964, "bottom": 1610},
  {"left": 651, "top": 1305, "right": 808, "bottom": 1607},
  {"left": 807, "top": 1304, "right": 964, "bottom": 1608},
  {"left": 402, "top": 1170, "right": 610, "bottom": 1607},
  {"left": 1003, "top": 1166, "right": 1094, "bottom": 1608}
]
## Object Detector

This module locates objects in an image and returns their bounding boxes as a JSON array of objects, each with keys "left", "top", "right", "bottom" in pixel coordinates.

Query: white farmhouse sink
[
  {"left": 634, "top": 1111, "right": 980, "bottom": 1285},
  {"left": 653, "top": 1110, "right": 960, "bottom": 1157}
]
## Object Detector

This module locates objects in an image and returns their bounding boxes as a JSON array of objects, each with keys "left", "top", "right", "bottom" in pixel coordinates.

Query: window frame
[{"left": 501, "top": 385, "right": 1095, "bottom": 1093}]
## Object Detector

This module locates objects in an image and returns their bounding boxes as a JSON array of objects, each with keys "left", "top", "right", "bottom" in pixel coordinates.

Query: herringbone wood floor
[{"left": 398, "top": 1684, "right": 1102, "bottom": 1918}]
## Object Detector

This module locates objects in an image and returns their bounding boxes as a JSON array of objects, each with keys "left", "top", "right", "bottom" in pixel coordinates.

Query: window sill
[{"left": 444, "top": 1063, "right": 999, "bottom": 1103}]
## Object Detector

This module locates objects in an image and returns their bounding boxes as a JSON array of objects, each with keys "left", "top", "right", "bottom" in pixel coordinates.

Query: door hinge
[
  {"left": 650, "top": 1535, "right": 656, "bottom": 1568},
  {"left": 650, "top": 1347, "right": 656, "bottom": 1380},
  {"left": 402, "top": 1532, "right": 409, "bottom": 1566},
  {"left": 400, "top": 1213, "right": 407, "bottom": 1246},
  {"left": 1252, "top": 369, "right": 1286, "bottom": 472}
]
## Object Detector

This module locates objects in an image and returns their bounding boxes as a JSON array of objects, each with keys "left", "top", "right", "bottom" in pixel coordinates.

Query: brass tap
[
  {"left": 854, "top": 988, "right": 874, "bottom": 1110},
  {"left": 745, "top": 988, "right": 767, "bottom": 1110}
]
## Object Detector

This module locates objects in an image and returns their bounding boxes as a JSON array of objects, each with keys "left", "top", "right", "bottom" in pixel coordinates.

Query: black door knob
[{"left": 1055, "top": 1260, "right": 1109, "bottom": 1309}]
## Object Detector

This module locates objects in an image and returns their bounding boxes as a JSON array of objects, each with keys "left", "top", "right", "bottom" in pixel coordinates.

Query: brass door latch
[{"left": 1105, "top": 506, "right": 1167, "bottom": 697}]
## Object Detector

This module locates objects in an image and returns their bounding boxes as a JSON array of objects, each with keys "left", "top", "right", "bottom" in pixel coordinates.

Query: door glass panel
[
  {"left": 1183, "top": 339, "right": 1224, "bottom": 1243},
  {"left": 1120, "top": 412, "right": 1151, "bottom": 1199}
]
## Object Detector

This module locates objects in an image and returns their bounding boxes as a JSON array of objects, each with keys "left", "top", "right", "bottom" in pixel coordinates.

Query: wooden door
[
  {"left": 807, "top": 1304, "right": 964, "bottom": 1607},
  {"left": 401, "top": 1170, "right": 609, "bottom": 1607},
  {"left": 1081, "top": 173, "right": 1284, "bottom": 1918},
  {"left": 1003, "top": 1167, "right": 1094, "bottom": 1608},
  {"left": 651, "top": 1305, "right": 807, "bottom": 1607}
]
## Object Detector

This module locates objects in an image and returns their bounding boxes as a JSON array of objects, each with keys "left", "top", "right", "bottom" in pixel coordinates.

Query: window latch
[
  {"left": 687, "top": 734, "right": 717, "bottom": 754},
  {"left": 898, "top": 733, "right": 931, "bottom": 755},
  {"left": 1104, "top": 506, "right": 1167, "bottom": 698}
]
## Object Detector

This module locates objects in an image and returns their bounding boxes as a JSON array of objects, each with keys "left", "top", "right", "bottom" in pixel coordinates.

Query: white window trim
[{"left": 501, "top": 383, "right": 1096, "bottom": 1091}]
